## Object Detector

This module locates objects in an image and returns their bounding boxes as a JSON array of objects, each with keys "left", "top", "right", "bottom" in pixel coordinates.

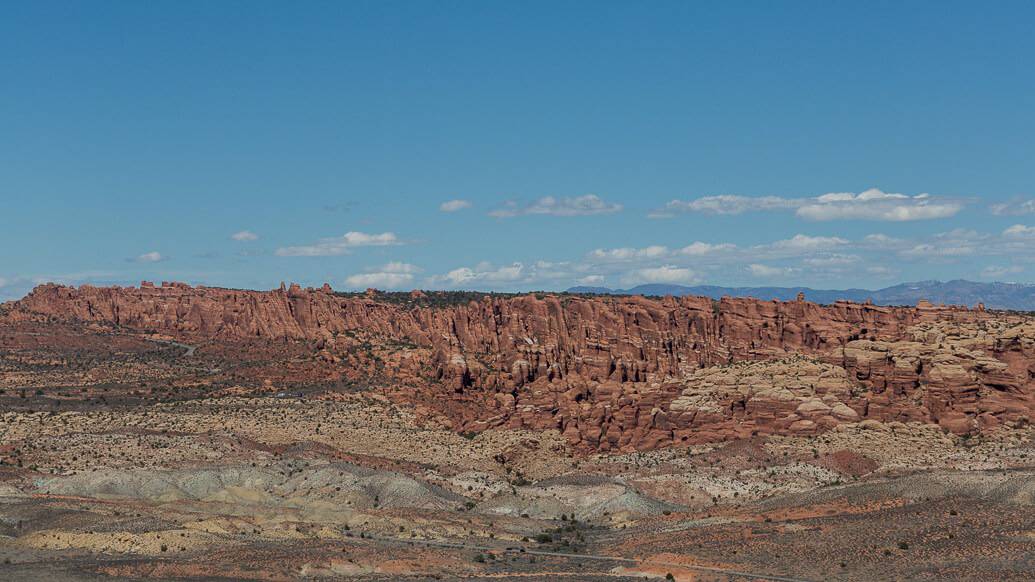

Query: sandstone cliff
[{"left": 12, "top": 282, "right": 1035, "bottom": 450}]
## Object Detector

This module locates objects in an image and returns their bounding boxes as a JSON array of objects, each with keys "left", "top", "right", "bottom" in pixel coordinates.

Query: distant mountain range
[{"left": 566, "top": 280, "right": 1035, "bottom": 311}]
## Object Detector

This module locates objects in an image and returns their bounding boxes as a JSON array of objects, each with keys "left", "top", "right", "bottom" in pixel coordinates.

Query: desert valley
[
  {"left": 6, "top": 3, "right": 1035, "bottom": 580},
  {"left": 1, "top": 282, "right": 1033, "bottom": 580}
]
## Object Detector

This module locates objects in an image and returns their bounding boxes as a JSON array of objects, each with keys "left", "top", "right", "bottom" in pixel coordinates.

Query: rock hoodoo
[{"left": 11, "top": 283, "right": 1035, "bottom": 450}]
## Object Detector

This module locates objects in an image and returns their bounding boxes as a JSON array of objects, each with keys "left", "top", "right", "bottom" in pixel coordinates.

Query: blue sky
[{"left": 2, "top": 1, "right": 1035, "bottom": 298}]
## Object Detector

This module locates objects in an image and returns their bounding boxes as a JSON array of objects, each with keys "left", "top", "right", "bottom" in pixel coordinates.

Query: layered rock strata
[{"left": 11, "top": 283, "right": 1034, "bottom": 450}]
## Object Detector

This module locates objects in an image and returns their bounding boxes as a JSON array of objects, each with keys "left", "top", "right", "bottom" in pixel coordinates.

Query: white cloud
[
  {"left": 405, "top": 223, "right": 1035, "bottom": 292},
  {"left": 531, "top": 260, "right": 578, "bottom": 281},
  {"left": 436, "top": 262, "right": 527, "bottom": 287},
  {"left": 796, "top": 189, "right": 961, "bottom": 221},
  {"left": 585, "top": 243, "right": 736, "bottom": 262},
  {"left": 134, "top": 251, "right": 164, "bottom": 263},
  {"left": 802, "top": 254, "right": 861, "bottom": 267},
  {"left": 747, "top": 264, "right": 797, "bottom": 278},
  {"left": 589, "top": 245, "right": 669, "bottom": 261},
  {"left": 653, "top": 188, "right": 961, "bottom": 222},
  {"left": 345, "top": 272, "right": 414, "bottom": 289},
  {"left": 769, "top": 234, "right": 848, "bottom": 251},
  {"left": 489, "top": 194, "right": 622, "bottom": 218},
  {"left": 344, "top": 262, "right": 421, "bottom": 289},
  {"left": 935, "top": 228, "right": 984, "bottom": 241},
  {"left": 981, "top": 265, "right": 1024, "bottom": 279},
  {"left": 380, "top": 261, "right": 420, "bottom": 274},
  {"left": 651, "top": 195, "right": 799, "bottom": 217},
  {"left": 231, "top": 230, "right": 259, "bottom": 241},
  {"left": 621, "top": 265, "right": 699, "bottom": 285},
  {"left": 1003, "top": 224, "right": 1035, "bottom": 238},
  {"left": 533, "top": 260, "right": 567, "bottom": 270},
  {"left": 899, "top": 244, "right": 974, "bottom": 258},
  {"left": 587, "top": 242, "right": 737, "bottom": 269},
  {"left": 990, "top": 200, "right": 1035, "bottom": 216},
  {"left": 347, "top": 273, "right": 411, "bottom": 287},
  {"left": 428, "top": 260, "right": 581, "bottom": 289},
  {"left": 439, "top": 199, "right": 472, "bottom": 212},
  {"left": 275, "top": 231, "right": 401, "bottom": 257},
  {"left": 890, "top": 228, "right": 988, "bottom": 260},
  {"left": 678, "top": 242, "right": 737, "bottom": 255},
  {"left": 863, "top": 233, "right": 903, "bottom": 247}
]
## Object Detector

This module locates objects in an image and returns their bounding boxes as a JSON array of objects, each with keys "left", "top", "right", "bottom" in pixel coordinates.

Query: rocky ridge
[{"left": 11, "top": 282, "right": 1035, "bottom": 450}]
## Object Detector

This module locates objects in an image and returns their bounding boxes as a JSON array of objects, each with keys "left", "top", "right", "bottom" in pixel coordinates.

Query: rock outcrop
[{"left": 11, "top": 283, "right": 1035, "bottom": 450}]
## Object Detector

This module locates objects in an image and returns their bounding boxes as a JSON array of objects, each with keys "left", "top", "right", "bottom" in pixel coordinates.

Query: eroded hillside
[
  {"left": 2, "top": 285, "right": 1035, "bottom": 580},
  {"left": 10, "top": 283, "right": 1035, "bottom": 451}
]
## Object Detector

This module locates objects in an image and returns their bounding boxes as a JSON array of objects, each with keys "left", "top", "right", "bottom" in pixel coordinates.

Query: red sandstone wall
[{"left": 12, "top": 283, "right": 1030, "bottom": 451}]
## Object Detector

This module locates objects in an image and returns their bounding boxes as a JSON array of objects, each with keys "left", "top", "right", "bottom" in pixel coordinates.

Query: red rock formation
[{"left": 10, "top": 283, "right": 1034, "bottom": 450}]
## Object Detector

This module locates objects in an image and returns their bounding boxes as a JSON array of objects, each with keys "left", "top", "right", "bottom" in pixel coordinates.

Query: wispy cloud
[
  {"left": 980, "top": 265, "right": 1024, "bottom": 279},
  {"left": 131, "top": 251, "right": 165, "bottom": 263},
  {"left": 1003, "top": 224, "right": 1035, "bottom": 238},
  {"left": 899, "top": 244, "right": 975, "bottom": 258},
  {"left": 589, "top": 242, "right": 735, "bottom": 262},
  {"left": 589, "top": 246, "right": 669, "bottom": 261},
  {"left": 345, "top": 262, "right": 421, "bottom": 289},
  {"left": 768, "top": 234, "right": 848, "bottom": 251},
  {"left": 650, "top": 195, "right": 798, "bottom": 218},
  {"left": 895, "top": 229, "right": 987, "bottom": 260},
  {"left": 747, "top": 263, "right": 799, "bottom": 278},
  {"left": 678, "top": 242, "right": 737, "bottom": 256},
  {"left": 490, "top": 194, "right": 622, "bottom": 218},
  {"left": 802, "top": 254, "right": 861, "bottom": 267},
  {"left": 863, "top": 233, "right": 905, "bottom": 247},
  {"left": 797, "top": 190, "right": 960, "bottom": 221},
  {"left": 990, "top": 199, "right": 1035, "bottom": 216},
  {"left": 427, "top": 260, "right": 584, "bottom": 289},
  {"left": 620, "top": 265, "right": 699, "bottom": 285},
  {"left": 439, "top": 199, "right": 472, "bottom": 212},
  {"left": 275, "top": 231, "right": 401, "bottom": 257},
  {"left": 435, "top": 262, "right": 527, "bottom": 286},
  {"left": 581, "top": 235, "right": 852, "bottom": 286},
  {"left": 652, "top": 188, "right": 962, "bottom": 222},
  {"left": 231, "top": 230, "right": 259, "bottom": 241}
]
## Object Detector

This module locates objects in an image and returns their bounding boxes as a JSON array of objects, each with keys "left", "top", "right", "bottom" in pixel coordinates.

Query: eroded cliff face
[{"left": 13, "top": 282, "right": 1035, "bottom": 451}]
